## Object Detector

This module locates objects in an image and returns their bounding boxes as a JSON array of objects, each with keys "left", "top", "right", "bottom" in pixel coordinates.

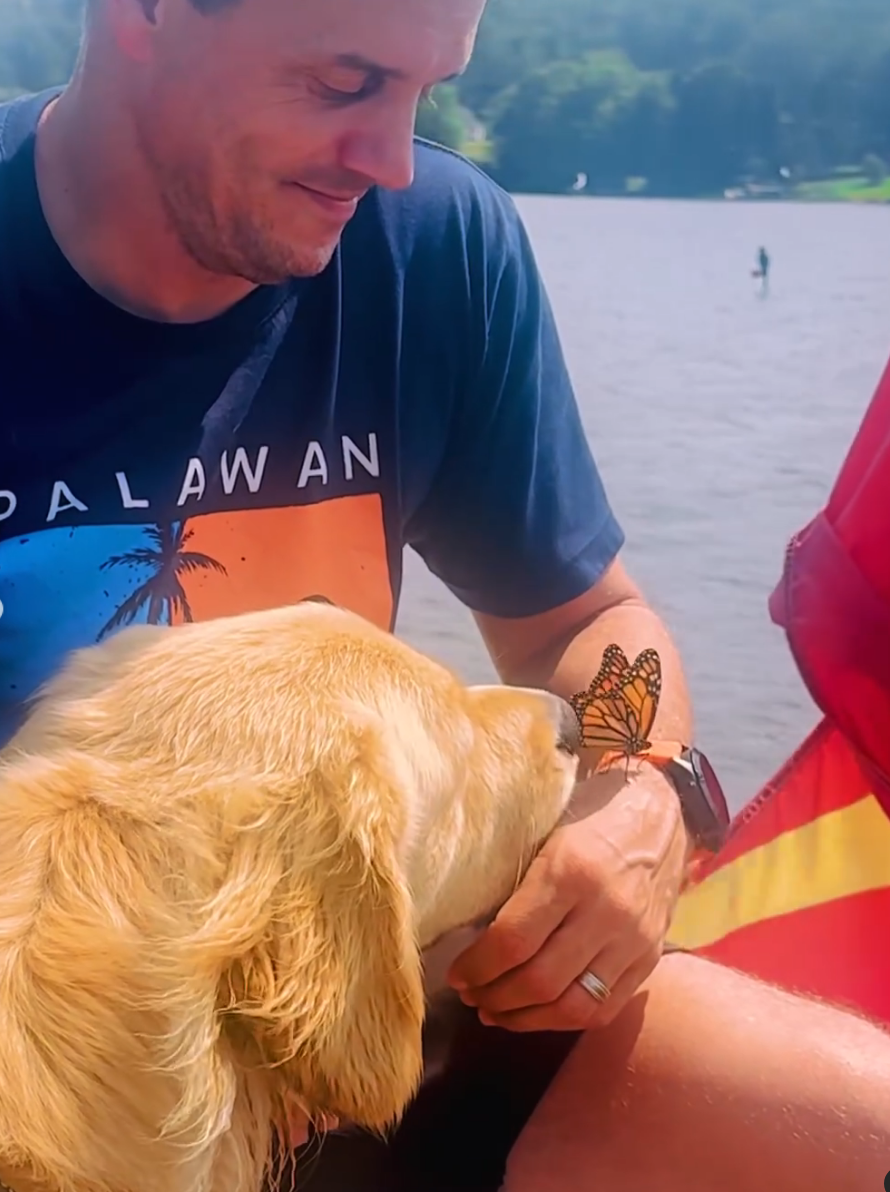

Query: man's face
[{"left": 121, "top": 0, "right": 486, "bottom": 282}]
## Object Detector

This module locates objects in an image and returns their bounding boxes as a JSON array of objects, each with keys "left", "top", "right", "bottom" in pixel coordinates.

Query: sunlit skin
[{"left": 35, "top": 0, "right": 486, "bottom": 321}]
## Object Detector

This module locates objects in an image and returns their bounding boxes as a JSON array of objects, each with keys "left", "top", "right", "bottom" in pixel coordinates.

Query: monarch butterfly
[{"left": 570, "top": 644, "right": 662, "bottom": 770}]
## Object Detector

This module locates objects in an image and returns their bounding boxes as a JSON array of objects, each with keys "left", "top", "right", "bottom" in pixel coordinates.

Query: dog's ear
[{"left": 209, "top": 742, "right": 426, "bottom": 1135}]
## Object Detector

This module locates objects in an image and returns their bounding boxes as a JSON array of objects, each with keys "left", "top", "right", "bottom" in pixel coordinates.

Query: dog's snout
[{"left": 548, "top": 693, "right": 581, "bottom": 756}]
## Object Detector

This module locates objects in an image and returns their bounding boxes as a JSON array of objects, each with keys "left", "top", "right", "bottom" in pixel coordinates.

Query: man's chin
[
  {"left": 291, "top": 241, "right": 339, "bottom": 279},
  {"left": 236, "top": 239, "right": 338, "bottom": 285}
]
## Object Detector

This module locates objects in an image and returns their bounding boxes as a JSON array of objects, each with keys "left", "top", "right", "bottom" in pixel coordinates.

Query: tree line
[
  {"left": 429, "top": 0, "right": 890, "bottom": 197},
  {"left": 3, "top": 0, "right": 890, "bottom": 197}
]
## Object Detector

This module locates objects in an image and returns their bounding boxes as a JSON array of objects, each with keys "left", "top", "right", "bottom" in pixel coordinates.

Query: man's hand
[{"left": 447, "top": 767, "right": 688, "bottom": 1031}]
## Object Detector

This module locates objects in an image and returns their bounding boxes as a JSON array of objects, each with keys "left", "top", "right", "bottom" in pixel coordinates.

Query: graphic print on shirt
[
  {"left": 91, "top": 501, "right": 392, "bottom": 634},
  {"left": 0, "top": 494, "right": 391, "bottom": 722},
  {"left": 0, "top": 297, "right": 396, "bottom": 746},
  {"left": 0, "top": 499, "right": 393, "bottom": 747}
]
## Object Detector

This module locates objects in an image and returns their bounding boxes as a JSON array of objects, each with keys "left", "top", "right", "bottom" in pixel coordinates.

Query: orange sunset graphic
[{"left": 95, "top": 495, "right": 394, "bottom": 638}]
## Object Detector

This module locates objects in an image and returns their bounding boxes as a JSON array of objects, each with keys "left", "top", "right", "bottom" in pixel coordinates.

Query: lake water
[{"left": 396, "top": 196, "right": 890, "bottom": 811}]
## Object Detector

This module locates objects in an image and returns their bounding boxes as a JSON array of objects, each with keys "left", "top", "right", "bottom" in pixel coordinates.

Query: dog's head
[
  {"left": 2, "top": 601, "right": 579, "bottom": 1148},
  {"left": 398, "top": 678, "right": 581, "bottom": 948}
]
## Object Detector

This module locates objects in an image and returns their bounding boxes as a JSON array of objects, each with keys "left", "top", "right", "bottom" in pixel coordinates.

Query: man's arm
[
  {"left": 474, "top": 556, "right": 693, "bottom": 747},
  {"left": 450, "top": 570, "right": 694, "bottom": 1029},
  {"left": 503, "top": 951, "right": 890, "bottom": 1192},
  {"left": 405, "top": 170, "right": 691, "bottom": 1032}
]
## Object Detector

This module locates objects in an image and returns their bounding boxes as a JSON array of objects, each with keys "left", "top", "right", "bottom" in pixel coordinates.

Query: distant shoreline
[
  {"left": 483, "top": 162, "right": 890, "bottom": 206},
  {"left": 504, "top": 187, "right": 890, "bottom": 206}
]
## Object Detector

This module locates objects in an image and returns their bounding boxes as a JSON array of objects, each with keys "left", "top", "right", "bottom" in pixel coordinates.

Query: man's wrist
[
  {"left": 636, "top": 760, "right": 693, "bottom": 843},
  {"left": 589, "top": 757, "right": 696, "bottom": 863},
  {"left": 636, "top": 749, "right": 730, "bottom": 857},
  {"left": 596, "top": 755, "right": 682, "bottom": 808},
  {"left": 631, "top": 758, "right": 682, "bottom": 800}
]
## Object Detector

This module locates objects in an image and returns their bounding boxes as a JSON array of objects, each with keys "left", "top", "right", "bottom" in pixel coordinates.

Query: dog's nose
[{"left": 549, "top": 693, "right": 581, "bottom": 755}]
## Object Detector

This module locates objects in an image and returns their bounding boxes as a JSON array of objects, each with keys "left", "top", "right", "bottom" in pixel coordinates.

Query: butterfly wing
[
  {"left": 616, "top": 648, "right": 662, "bottom": 749},
  {"left": 589, "top": 644, "right": 631, "bottom": 698},
  {"left": 579, "top": 695, "right": 640, "bottom": 751},
  {"left": 578, "top": 647, "right": 662, "bottom": 755},
  {"left": 570, "top": 643, "right": 630, "bottom": 721}
]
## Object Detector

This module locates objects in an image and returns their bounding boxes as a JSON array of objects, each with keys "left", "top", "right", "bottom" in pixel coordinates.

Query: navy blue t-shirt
[{"left": 0, "top": 89, "right": 624, "bottom": 746}]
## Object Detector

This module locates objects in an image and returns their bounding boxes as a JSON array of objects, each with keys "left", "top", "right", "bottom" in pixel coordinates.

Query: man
[
  {"left": 1, "top": 0, "right": 693, "bottom": 1042},
  {"left": 2, "top": 1, "right": 887, "bottom": 1190}
]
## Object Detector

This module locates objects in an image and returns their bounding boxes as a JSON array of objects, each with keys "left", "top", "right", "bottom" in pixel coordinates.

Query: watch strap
[{"left": 639, "top": 741, "right": 730, "bottom": 854}]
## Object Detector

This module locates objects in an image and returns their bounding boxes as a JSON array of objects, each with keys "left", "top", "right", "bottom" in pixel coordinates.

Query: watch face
[
  {"left": 688, "top": 748, "right": 730, "bottom": 828},
  {"left": 679, "top": 748, "right": 730, "bottom": 853}
]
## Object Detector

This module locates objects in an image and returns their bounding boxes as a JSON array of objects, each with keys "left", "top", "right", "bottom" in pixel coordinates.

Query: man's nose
[{"left": 339, "top": 110, "right": 417, "bottom": 193}]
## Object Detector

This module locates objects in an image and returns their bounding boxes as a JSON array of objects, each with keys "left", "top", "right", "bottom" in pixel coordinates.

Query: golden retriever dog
[{"left": 0, "top": 601, "right": 580, "bottom": 1192}]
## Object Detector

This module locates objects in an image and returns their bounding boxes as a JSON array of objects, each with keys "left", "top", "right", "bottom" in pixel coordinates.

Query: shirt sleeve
[{"left": 404, "top": 186, "right": 624, "bottom": 618}]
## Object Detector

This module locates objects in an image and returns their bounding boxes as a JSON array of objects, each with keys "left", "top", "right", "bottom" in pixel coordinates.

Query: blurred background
[{"left": 4, "top": 0, "right": 890, "bottom": 806}]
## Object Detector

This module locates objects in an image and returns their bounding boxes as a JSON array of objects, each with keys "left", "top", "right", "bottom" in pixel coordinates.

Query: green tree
[
  {"left": 862, "top": 152, "right": 887, "bottom": 184},
  {"left": 0, "top": 0, "right": 81, "bottom": 97},
  {"left": 490, "top": 51, "right": 673, "bottom": 194},
  {"left": 414, "top": 84, "right": 467, "bottom": 151},
  {"left": 667, "top": 64, "right": 780, "bottom": 194},
  {"left": 464, "top": 0, "right": 890, "bottom": 193},
  {"left": 861, "top": 51, "right": 890, "bottom": 159}
]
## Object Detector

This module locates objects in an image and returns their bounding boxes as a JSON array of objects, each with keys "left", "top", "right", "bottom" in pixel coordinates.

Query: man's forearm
[
  {"left": 494, "top": 596, "right": 693, "bottom": 747},
  {"left": 551, "top": 598, "right": 692, "bottom": 741},
  {"left": 503, "top": 952, "right": 890, "bottom": 1192},
  {"left": 471, "top": 573, "right": 697, "bottom": 1033},
  {"left": 477, "top": 560, "right": 693, "bottom": 746}
]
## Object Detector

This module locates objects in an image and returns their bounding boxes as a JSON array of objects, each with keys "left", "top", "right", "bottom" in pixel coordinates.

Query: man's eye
[{"left": 316, "top": 74, "right": 382, "bottom": 105}]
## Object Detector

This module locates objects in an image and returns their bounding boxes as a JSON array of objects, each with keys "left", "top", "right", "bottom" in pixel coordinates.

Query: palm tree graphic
[{"left": 97, "top": 521, "right": 227, "bottom": 641}]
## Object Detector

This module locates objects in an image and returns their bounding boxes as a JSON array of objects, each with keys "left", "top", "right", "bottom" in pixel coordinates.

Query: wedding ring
[{"left": 578, "top": 968, "right": 611, "bottom": 1003}]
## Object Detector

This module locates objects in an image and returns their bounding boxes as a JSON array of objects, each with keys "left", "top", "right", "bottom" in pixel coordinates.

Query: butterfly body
[{"left": 570, "top": 644, "right": 662, "bottom": 769}]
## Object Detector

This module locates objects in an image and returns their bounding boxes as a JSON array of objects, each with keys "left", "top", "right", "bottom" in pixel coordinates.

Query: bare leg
[
  {"left": 280, "top": 954, "right": 890, "bottom": 1191},
  {"left": 503, "top": 952, "right": 890, "bottom": 1192}
]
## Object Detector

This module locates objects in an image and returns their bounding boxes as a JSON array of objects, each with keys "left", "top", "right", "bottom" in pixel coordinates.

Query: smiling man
[
  {"left": 1, "top": 0, "right": 713, "bottom": 1184},
  {"left": 2, "top": 0, "right": 703, "bottom": 1037}
]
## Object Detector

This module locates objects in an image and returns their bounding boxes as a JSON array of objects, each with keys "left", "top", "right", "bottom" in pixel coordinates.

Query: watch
[{"left": 641, "top": 743, "right": 731, "bottom": 854}]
